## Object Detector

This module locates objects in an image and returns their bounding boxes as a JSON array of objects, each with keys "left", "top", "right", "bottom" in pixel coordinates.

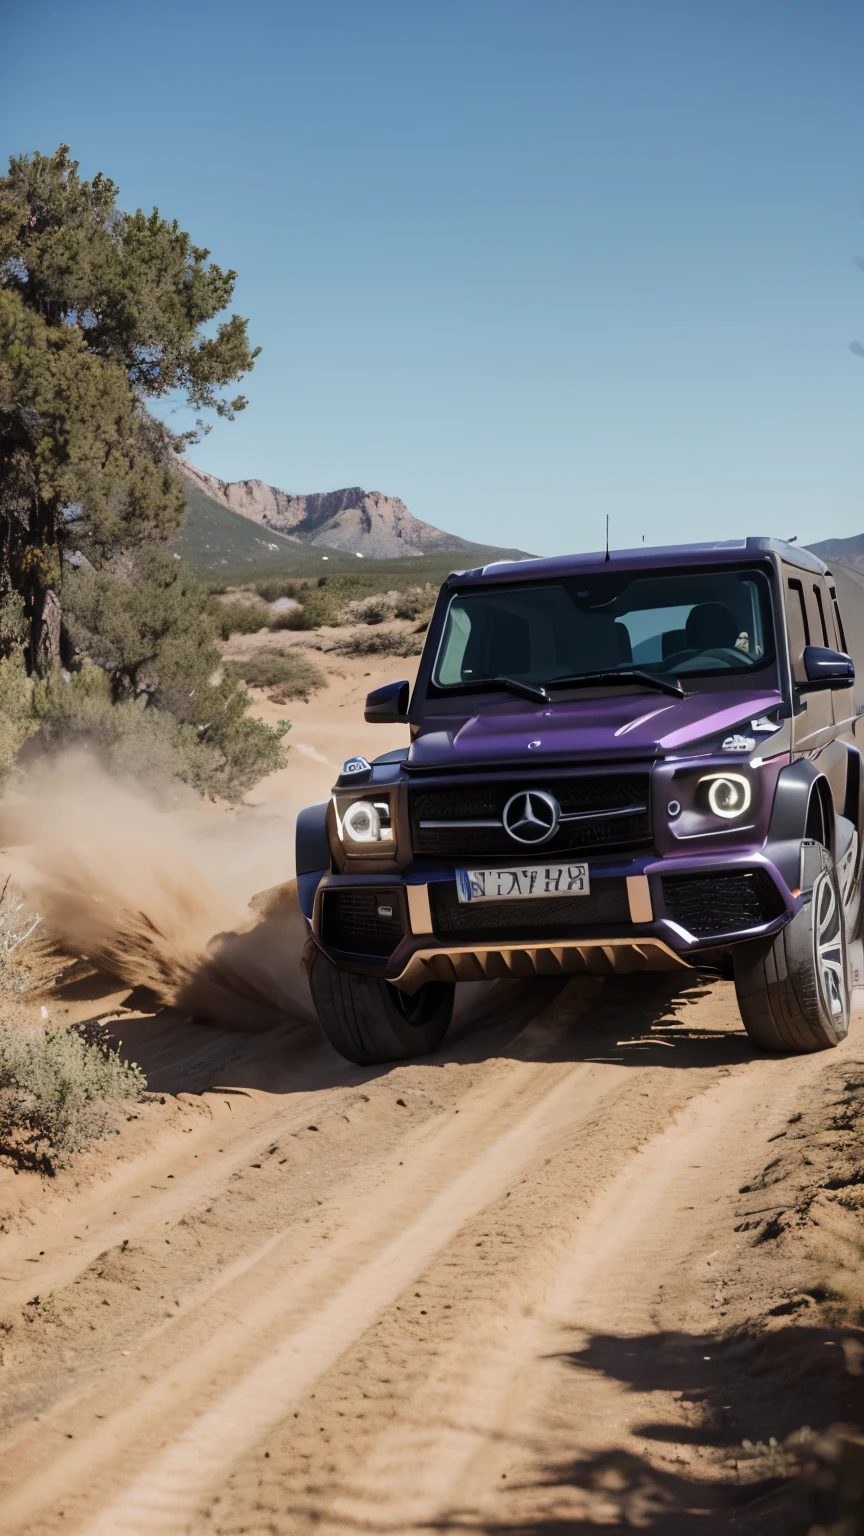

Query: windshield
[{"left": 432, "top": 567, "right": 776, "bottom": 692}]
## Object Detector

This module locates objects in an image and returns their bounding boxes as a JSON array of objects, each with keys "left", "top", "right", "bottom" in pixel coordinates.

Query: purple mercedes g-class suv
[{"left": 296, "top": 538, "right": 864, "bottom": 1065}]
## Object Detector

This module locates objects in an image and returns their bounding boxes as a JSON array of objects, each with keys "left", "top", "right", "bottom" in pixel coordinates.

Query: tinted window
[{"left": 433, "top": 567, "right": 775, "bottom": 689}]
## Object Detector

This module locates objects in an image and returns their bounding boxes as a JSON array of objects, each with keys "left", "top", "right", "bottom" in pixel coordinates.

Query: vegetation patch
[
  {"left": 244, "top": 574, "right": 437, "bottom": 632},
  {"left": 0, "top": 145, "right": 286, "bottom": 801},
  {"left": 213, "top": 598, "right": 272, "bottom": 639},
  {"left": 0, "top": 1022, "right": 145, "bottom": 1173},
  {"left": 331, "top": 628, "right": 425, "bottom": 658},
  {"left": 223, "top": 649, "right": 326, "bottom": 702},
  {"left": 0, "top": 881, "right": 44, "bottom": 996}
]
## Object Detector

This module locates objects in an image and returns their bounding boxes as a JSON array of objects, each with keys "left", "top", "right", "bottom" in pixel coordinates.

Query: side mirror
[
  {"left": 365, "top": 679, "right": 410, "bottom": 723},
  {"left": 802, "top": 645, "right": 855, "bottom": 689}
]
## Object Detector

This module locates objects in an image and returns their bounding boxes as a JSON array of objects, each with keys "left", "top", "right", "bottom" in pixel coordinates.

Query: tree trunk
[
  {"left": 31, "top": 586, "right": 62, "bottom": 674},
  {"left": 25, "top": 491, "right": 62, "bottom": 676}
]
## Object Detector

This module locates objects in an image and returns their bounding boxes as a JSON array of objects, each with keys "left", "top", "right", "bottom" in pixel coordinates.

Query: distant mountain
[
  {"left": 174, "top": 472, "right": 531, "bottom": 582},
  {"left": 809, "top": 533, "right": 864, "bottom": 573},
  {"left": 181, "top": 461, "right": 528, "bottom": 562}
]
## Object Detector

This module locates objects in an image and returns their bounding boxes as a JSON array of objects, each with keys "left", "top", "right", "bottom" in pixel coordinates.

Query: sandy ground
[{"left": 1, "top": 644, "right": 864, "bottom": 1534}]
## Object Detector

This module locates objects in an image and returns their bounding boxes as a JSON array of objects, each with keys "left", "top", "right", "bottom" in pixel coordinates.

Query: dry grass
[
  {"left": 331, "top": 628, "right": 425, "bottom": 658},
  {"left": 0, "top": 880, "right": 46, "bottom": 996},
  {"left": 0, "top": 1021, "right": 146, "bottom": 1173},
  {"left": 223, "top": 649, "right": 327, "bottom": 702}
]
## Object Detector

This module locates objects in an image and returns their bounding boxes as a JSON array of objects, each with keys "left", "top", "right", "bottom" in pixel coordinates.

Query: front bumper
[{"left": 302, "top": 849, "right": 800, "bottom": 992}]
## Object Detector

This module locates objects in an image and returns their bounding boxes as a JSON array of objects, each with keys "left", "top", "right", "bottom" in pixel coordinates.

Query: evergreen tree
[
  {"left": 0, "top": 146, "right": 284, "bottom": 798},
  {"left": 0, "top": 144, "right": 258, "bottom": 669}
]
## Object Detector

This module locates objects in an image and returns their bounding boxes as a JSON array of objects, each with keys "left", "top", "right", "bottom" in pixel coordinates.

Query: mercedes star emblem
[{"left": 502, "top": 789, "right": 560, "bottom": 845}]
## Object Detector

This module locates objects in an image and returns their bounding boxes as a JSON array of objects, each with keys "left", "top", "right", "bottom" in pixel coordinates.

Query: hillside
[
  {"left": 809, "top": 532, "right": 864, "bottom": 573},
  {"left": 181, "top": 461, "right": 529, "bottom": 562},
  {"left": 173, "top": 478, "right": 530, "bottom": 583}
]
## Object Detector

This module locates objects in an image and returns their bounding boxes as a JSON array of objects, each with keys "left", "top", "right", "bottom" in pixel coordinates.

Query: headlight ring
[
  {"left": 337, "top": 796, "right": 394, "bottom": 844},
  {"left": 699, "top": 772, "right": 751, "bottom": 820}
]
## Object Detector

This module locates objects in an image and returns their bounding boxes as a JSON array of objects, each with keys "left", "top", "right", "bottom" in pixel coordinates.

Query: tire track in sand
[
  {"left": 316, "top": 1041, "right": 845, "bottom": 1534},
  {"left": 2, "top": 1050, "right": 625, "bottom": 1535}
]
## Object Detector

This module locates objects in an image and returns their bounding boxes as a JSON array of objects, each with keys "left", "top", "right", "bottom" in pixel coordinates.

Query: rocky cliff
[{"left": 181, "top": 463, "right": 486, "bottom": 560}]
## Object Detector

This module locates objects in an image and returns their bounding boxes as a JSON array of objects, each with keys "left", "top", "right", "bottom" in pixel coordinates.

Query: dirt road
[
  {"left": 0, "top": 974, "right": 861, "bottom": 1534},
  {"left": 1, "top": 650, "right": 863, "bottom": 1533}
]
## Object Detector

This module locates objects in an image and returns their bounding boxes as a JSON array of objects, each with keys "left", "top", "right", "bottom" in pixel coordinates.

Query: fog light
[
  {"left": 701, "top": 773, "right": 751, "bottom": 820},
  {"left": 343, "top": 800, "right": 381, "bottom": 842}
]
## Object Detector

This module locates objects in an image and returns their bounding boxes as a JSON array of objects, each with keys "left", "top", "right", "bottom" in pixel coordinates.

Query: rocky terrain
[{"left": 182, "top": 462, "right": 499, "bottom": 560}]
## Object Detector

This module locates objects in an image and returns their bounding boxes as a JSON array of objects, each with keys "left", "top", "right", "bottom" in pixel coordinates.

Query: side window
[
  {"left": 785, "top": 576, "right": 810, "bottom": 681},
  {"left": 812, "top": 583, "right": 830, "bottom": 647},
  {"left": 828, "top": 583, "right": 849, "bottom": 653}
]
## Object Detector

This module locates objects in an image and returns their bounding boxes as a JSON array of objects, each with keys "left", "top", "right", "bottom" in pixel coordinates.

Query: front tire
[
  {"left": 309, "top": 950, "right": 454, "bottom": 1065},
  {"left": 732, "top": 851, "right": 850, "bottom": 1053}
]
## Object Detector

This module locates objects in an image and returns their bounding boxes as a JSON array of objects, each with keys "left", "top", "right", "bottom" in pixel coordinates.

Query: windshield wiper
[
  {"left": 545, "top": 669, "right": 686, "bottom": 699},
  {"left": 442, "top": 676, "right": 549, "bottom": 704}
]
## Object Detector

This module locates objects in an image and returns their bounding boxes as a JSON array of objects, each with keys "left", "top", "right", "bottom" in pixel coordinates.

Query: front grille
[
  {"left": 411, "top": 774, "right": 650, "bottom": 858},
  {"left": 429, "top": 879, "right": 630, "bottom": 939},
  {"left": 320, "top": 888, "right": 405, "bottom": 958},
  {"left": 661, "top": 871, "right": 785, "bottom": 939}
]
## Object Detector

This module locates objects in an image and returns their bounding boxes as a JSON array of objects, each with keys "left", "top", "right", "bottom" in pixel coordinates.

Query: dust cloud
[{"left": 0, "top": 754, "right": 317, "bottom": 1030}]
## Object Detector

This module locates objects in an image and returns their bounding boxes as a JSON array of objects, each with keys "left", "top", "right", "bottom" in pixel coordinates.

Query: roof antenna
[{"left": 605, "top": 514, "right": 610, "bottom": 562}]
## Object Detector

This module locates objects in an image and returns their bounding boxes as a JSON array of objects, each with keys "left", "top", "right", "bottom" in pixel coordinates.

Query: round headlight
[
  {"left": 342, "top": 799, "right": 381, "bottom": 842},
  {"left": 705, "top": 774, "right": 751, "bottom": 820}
]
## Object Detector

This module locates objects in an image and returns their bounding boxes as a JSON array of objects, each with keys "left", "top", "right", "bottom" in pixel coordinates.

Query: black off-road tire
[
  {"left": 732, "top": 851, "right": 849, "bottom": 1053},
  {"left": 309, "top": 950, "right": 454, "bottom": 1066}
]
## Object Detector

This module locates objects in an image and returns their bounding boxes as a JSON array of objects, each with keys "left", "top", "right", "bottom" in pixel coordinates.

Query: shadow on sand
[
  {"left": 63, "top": 966, "right": 763, "bottom": 1102},
  {"left": 424, "top": 1322, "right": 864, "bottom": 1535}
]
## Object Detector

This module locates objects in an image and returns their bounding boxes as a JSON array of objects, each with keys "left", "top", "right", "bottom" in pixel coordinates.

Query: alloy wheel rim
[{"left": 815, "top": 872, "right": 846, "bottom": 1021}]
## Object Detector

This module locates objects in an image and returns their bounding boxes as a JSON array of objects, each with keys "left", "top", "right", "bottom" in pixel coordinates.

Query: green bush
[
  {"left": 254, "top": 576, "right": 302, "bottom": 603},
  {"left": 215, "top": 572, "right": 439, "bottom": 636},
  {"left": 56, "top": 552, "right": 289, "bottom": 799},
  {"left": 341, "top": 593, "right": 393, "bottom": 626},
  {"left": 223, "top": 649, "right": 326, "bottom": 702},
  {"left": 267, "top": 605, "right": 304, "bottom": 631},
  {"left": 0, "top": 1022, "right": 146, "bottom": 1172},
  {"left": 213, "top": 598, "right": 271, "bottom": 639},
  {"left": 392, "top": 587, "right": 432, "bottom": 621},
  {"left": 280, "top": 584, "right": 342, "bottom": 629},
  {"left": 0, "top": 652, "right": 37, "bottom": 775},
  {"left": 32, "top": 660, "right": 288, "bottom": 804},
  {"left": 331, "top": 629, "right": 425, "bottom": 657}
]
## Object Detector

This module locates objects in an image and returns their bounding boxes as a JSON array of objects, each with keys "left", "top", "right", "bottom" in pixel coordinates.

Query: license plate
[{"left": 455, "top": 864, "right": 590, "bottom": 903}]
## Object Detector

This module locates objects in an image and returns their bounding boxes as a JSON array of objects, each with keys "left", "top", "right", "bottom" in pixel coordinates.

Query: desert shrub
[
  {"left": 213, "top": 598, "right": 271, "bottom": 639},
  {"left": 0, "top": 882, "right": 43, "bottom": 996},
  {"left": 331, "top": 629, "right": 425, "bottom": 657},
  {"left": 341, "top": 594, "right": 394, "bottom": 626},
  {"left": 56, "top": 553, "right": 288, "bottom": 799},
  {"left": 0, "top": 590, "right": 27, "bottom": 650},
  {"left": 31, "top": 664, "right": 204, "bottom": 788},
  {"left": 254, "top": 576, "right": 302, "bottom": 603},
  {"left": 0, "top": 1021, "right": 145, "bottom": 1172},
  {"left": 392, "top": 587, "right": 431, "bottom": 621},
  {"left": 31, "top": 661, "right": 288, "bottom": 801},
  {"left": 243, "top": 574, "right": 440, "bottom": 633},
  {"left": 267, "top": 604, "right": 303, "bottom": 631},
  {"left": 223, "top": 649, "right": 326, "bottom": 701},
  {"left": 278, "top": 584, "right": 342, "bottom": 630},
  {"left": 0, "top": 652, "right": 37, "bottom": 777}
]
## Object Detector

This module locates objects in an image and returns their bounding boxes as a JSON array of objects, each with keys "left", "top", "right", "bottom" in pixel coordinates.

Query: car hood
[{"left": 407, "top": 687, "right": 785, "bottom": 770}]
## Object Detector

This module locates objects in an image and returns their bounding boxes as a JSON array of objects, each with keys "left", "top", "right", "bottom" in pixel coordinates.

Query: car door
[
  {"left": 825, "top": 573, "right": 856, "bottom": 740},
  {"left": 783, "top": 568, "right": 847, "bottom": 813}
]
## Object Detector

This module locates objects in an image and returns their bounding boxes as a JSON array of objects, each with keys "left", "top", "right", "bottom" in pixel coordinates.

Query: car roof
[{"left": 446, "top": 536, "right": 827, "bottom": 587}]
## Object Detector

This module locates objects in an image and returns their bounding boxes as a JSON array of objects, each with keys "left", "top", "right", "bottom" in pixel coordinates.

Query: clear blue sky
[{"left": 3, "top": 0, "right": 863, "bottom": 554}]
